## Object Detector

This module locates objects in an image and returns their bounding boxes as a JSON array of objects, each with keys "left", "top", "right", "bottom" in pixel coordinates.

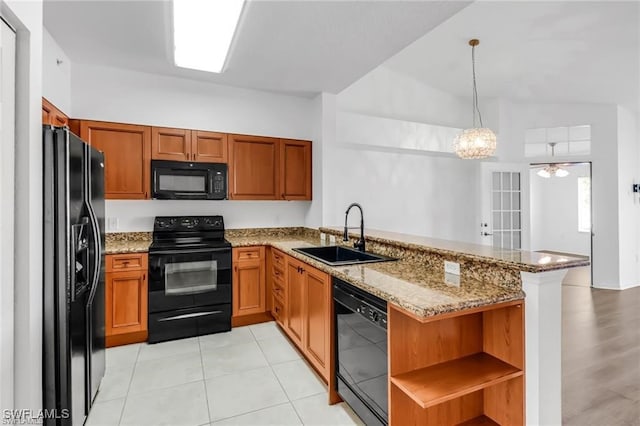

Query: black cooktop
[{"left": 149, "top": 215, "right": 230, "bottom": 251}]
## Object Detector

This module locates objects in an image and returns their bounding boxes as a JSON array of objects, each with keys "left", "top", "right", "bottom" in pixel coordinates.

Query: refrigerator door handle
[{"left": 86, "top": 202, "right": 102, "bottom": 301}]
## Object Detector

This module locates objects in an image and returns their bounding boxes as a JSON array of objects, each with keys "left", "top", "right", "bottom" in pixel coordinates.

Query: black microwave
[{"left": 151, "top": 160, "right": 227, "bottom": 200}]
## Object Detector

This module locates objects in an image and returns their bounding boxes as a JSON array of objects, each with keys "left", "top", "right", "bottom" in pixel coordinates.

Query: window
[
  {"left": 578, "top": 177, "right": 591, "bottom": 233},
  {"left": 491, "top": 171, "right": 522, "bottom": 250},
  {"left": 525, "top": 125, "right": 591, "bottom": 157}
]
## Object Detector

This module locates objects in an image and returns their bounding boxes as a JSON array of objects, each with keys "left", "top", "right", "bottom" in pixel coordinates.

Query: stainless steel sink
[{"left": 292, "top": 245, "right": 396, "bottom": 266}]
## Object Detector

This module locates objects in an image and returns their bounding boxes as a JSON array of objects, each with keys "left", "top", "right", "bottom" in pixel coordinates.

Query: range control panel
[{"left": 153, "top": 216, "right": 224, "bottom": 232}]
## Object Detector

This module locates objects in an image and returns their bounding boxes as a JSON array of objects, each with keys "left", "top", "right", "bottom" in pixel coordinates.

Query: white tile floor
[{"left": 87, "top": 322, "right": 364, "bottom": 426}]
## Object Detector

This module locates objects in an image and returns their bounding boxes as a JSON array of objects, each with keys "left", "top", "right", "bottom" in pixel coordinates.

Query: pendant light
[{"left": 454, "top": 39, "right": 497, "bottom": 159}]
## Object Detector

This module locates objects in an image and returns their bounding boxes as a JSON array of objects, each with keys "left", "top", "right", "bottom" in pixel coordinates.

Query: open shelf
[
  {"left": 390, "top": 352, "right": 523, "bottom": 409},
  {"left": 457, "top": 415, "right": 500, "bottom": 425}
]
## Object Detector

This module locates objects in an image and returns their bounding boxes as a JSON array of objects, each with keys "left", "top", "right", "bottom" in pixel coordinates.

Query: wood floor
[{"left": 562, "top": 284, "right": 640, "bottom": 425}]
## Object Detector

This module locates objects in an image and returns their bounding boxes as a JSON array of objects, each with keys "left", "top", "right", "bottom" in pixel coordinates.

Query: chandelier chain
[{"left": 471, "top": 44, "right": 484, "bottom": 128}]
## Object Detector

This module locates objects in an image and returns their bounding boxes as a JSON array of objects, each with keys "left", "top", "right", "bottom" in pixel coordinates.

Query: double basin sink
[{"left": 292, "top": 245, "right": 396, "bottom": 266}]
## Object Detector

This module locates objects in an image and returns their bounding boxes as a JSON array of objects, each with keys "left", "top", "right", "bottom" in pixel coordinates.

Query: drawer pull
[{"left": 158, "top": 311, "right": 222, "bottom": 322}]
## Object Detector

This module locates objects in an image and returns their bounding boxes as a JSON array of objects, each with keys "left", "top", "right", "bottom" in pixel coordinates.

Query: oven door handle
[
  {"left": 150, "top": 247, "right": 231, "bottom": 255},
  {"left": 158, "top": 311, "right": 223, "bottom": 322}
]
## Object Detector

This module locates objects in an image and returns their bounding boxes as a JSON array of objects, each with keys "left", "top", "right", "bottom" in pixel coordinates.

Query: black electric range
[{"left": 148, "top": 216, "right": 232, "bottom": 343}]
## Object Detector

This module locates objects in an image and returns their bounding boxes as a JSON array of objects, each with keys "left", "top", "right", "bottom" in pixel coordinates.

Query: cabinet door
[
  {"left": 228, "top": 134, "right": 279, "bottom": 200},
  {"left": 304, "top": 266, "right": 330, "bottom": 378},
  {"left": 280, "top": 139, "right": 312, "bottom": 200},
  {"left": 80, "top": 121, "right": 151, "bottom": 199},
  {"left": 285, "top": 257, "right": 305, "bottom": 348},
  {"left": 152, "top": 127, "right": 192, "bottom": 161},
  {"left": 42, "top": 98, "right": 69, "bottom": 126},
  {"left": 42, "top": 99, "right": 53, "bottom": 125},
  {"left": 193, "top": 131, "right": 228, "bottom": 163},
  {"left": 105, "top": 270, "right": 148, "bottom": 336},
  {"left": 232, "top": 247, "right": 266, "bottom": 317}
]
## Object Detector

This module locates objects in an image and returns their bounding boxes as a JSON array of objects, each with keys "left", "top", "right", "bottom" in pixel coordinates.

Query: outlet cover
[
  {"left": 444, "top": 260, "right": 460, "bottom": 275},
  {"left": 106, "top": 217, "right": 119, "bottom": 231},
  {"left": 329, "top": 235, "right": 336, "bottom": 245},
  {"left": 444, "top": 272, "right": 461, "bottom": 287}
]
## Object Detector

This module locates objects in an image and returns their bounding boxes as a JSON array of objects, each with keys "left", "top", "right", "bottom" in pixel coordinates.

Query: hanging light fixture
[
  {"left": 454, "top": 39, "right": 497, "bottom": 159},
  {"left": 536, "top": 143, "right": 570, "bottom": 178}
]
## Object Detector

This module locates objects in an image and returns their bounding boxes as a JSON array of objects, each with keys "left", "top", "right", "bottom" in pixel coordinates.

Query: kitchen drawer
[
  {"left": 106, "top": 253, "right": 148, "bottom": 272},
  {"left": 272, "top": 279, "right": 285, "bottom": 301},
  {"left": 272, "top": 295, "right": 285, "bottom": 325},
  {"left": 234, "top": 246, "right": 264, "bottom": 262},
  {"left": 272, "top": 264, "right": 285, "bottom": 283},
  {"left": 271, "top": 249, "right": 285, "bottom": 268}
]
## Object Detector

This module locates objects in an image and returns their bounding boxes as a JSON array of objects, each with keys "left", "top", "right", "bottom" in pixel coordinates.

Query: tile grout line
[
  {"left": 118, "top": 344, "right": 141, "bottom": 426},
  {"left": 198, "top": 337, "right": 214, "bottom": 425},
  {"left": 253, "top": 325, "right": 306, "bottom": 425}
]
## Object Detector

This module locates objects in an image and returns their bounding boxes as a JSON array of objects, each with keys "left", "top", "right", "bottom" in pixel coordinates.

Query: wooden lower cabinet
[
  {"left": 281, "top": 254, "right": 331, "bottom": 382},
  {"left": 105, "top": 253, "right": 148, "bottom": 347},
  {"left": 388, "top": 300, "right": 525, "bottom": 425},
  {"left": 232, "top": 247, "right": 271, "bottom": 326},
  {"left": 303, "top": 266, "right": 330, "bottom": 378},
  {"left": 284, "top": 257, "right": 305, "bottom": 348}
]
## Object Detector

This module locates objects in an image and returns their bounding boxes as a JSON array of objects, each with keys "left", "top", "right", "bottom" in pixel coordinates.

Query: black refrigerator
[{"left": 43, "top": 126, "right": 106, "bottom": 426}]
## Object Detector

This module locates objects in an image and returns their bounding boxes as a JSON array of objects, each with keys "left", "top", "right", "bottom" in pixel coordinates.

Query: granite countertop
[
  {"left": 105, "top": 232, "right": 152, "bottom": 254},
  {"left": 226, "top": 233, "right": 525, "bottom": 318},
  {"left": 320, "top": 227, "right": 590, "bottom": 273}
]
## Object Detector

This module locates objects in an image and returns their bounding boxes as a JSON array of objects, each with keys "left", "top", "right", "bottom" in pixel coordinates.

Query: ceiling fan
[{"left": 531, "top": 143, "right": 572, "bottom": 178}]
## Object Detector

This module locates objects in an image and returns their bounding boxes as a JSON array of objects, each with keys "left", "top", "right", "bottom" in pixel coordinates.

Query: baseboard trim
[{"left": 232, "top": 312, "right": 274, "bottom": 327}]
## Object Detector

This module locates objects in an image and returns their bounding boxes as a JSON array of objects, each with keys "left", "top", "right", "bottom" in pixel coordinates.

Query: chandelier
[{"left": 454, "top": 39, "right": 496, "bottom": 159}]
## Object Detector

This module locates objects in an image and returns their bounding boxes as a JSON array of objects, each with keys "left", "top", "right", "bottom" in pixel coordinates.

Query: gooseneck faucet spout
[{"left": 344, "top": 203, "right": 365, "bottom": 252}]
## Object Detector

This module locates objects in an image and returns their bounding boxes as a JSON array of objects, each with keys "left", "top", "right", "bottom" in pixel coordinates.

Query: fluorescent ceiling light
[{"left": 173, "top": 0, "right": 245, "bottom": 73}]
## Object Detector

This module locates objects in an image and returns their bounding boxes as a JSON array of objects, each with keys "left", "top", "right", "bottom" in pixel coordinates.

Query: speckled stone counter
[
  {"left": 225, "top": 228, "right": 524, "bottom": 318},
  {"left": 320, "top": 227, "right": 590, "bottom": 273},
  {"left": 105, "top": 232, "right": 152, "bottom": 254}
]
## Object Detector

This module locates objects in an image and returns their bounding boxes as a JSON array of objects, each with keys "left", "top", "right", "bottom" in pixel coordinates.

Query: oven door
[{"left": 148, "top": 247, "right": 231, "bottom": 313}]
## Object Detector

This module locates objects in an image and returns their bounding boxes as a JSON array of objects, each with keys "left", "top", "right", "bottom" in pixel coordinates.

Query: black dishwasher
[{"left": 334, "top": 278, "right": 388, "bottom": 426}]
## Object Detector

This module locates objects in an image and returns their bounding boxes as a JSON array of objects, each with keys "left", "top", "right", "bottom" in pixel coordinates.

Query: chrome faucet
[{"left": 343, "top": 203, "right": 365, "bottom": 252}]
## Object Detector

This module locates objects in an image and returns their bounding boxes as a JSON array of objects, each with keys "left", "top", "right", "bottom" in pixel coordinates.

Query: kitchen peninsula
[{"left": 106, "top": 226, "right": 588, "bottom": 425}]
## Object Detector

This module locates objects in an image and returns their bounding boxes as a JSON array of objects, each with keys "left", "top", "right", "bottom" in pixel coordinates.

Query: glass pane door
[{"left": 491, "top": 171, "right": 522, "bottom": 249}]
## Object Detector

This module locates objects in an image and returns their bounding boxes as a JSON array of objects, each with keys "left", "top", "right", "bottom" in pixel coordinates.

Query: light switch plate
[
  {"left": 320, "top": 233, "right": 327, "bottom": 245},
  {"left": 444, "top": 260, "right": 460, "bottom": 275}
]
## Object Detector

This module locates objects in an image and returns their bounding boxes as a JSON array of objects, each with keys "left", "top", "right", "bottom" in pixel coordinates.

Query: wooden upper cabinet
[
  {"left": 42, "top": 98, "right": 69, "bottom": 127},
  {"left": 151, "top": 127, "right": 192, "bottom": 161},
  {"left": 80, "top": 121, "right": 151, "bottom": 199},
  {"left": 193, "top": 131, "right": 228, "bottom": 163},
  {"left": 228, "top": 134, "right": 280, "bottom": 200},
  {"left": 280, "top": 139, "right": 312, "bottom": 200}
]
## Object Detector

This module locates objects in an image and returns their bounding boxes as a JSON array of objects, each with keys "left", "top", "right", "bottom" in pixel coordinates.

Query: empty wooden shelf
[{"left": 390, "top": 352, "right": 522, "bottom": 409}]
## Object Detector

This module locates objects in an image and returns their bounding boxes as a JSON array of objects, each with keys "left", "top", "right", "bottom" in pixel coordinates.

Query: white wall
[
  {"left": 108, "top": 200, "right": 310, "bottom": 232},
  {"left": 42, "top": 28, "right": 70, "bottom": 113},
  {"left": 331, "top": 65, "right": 481, "bottom": 242},
  {"left": 529, "top": 163, "right": 591, "bottom": 256},
  {"left": 70, "top": 63, "right": 316, "bottom": 232},
  {"left": 616, "top": 106, "right": 639, "bottom": 288},
  {"left": 498, "top": 102, "right": 624, "bottom": 288},
  {"left": 0, "top": 14, "right": 16, "bottom": 412},
  {"left": 1, "top": 0, "right": 43, "bottom": 412}
]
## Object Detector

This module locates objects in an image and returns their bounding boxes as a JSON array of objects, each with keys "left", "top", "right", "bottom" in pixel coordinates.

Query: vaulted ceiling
[
  {"left": 44, "top": 0, "right": 471, "bottom": 97},
  {"left": 384, "top": 1, "right": 639, "bottom": 105}
]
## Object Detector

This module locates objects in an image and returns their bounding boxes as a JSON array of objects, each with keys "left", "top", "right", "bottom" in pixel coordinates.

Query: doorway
[{"left": 529, "top": 162, "right": 593, "bottom": 287}]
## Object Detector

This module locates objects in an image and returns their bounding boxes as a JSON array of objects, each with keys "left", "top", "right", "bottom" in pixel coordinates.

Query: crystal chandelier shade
[{"left": 454, "top": 39, "right": 496, "bottom": 160}]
